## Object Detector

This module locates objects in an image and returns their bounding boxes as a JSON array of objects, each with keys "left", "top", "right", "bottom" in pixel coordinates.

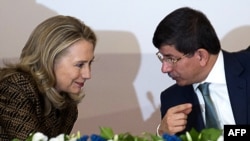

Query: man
[{"left": 152, "top": 7, "right": 250, "bottom": 136}]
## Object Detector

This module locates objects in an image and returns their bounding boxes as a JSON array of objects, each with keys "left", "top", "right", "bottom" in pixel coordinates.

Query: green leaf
[
  {"left": 199, "top": 128, "right": 222, "bottom": 141},
  {"left": 118, "top": 133, "right": 135, "bottom": 141},
  {"left": 179, "top": 128, "right": 222, "bottom": 141},
  {"left": 179, "top": 128, "right": 199, "bottom": 141},
  {"left": 147, "top": 133, "right": 164, "bottom": 141},
  {"left": 99, "top": 126, "right": 115, "bottom": 139}
]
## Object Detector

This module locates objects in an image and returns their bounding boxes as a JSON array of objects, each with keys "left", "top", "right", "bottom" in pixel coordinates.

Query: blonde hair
[{"left": 0, "top": 15, "right": 97, "bottom": 115}]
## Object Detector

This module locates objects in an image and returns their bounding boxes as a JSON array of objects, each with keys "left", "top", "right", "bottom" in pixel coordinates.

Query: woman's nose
[{"left": 81, "top": 67, "right": 91, "bottom": 79}]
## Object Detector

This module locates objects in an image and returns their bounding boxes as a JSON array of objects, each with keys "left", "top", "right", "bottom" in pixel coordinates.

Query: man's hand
[{"left": 158, "top": 103, "right": 192, "bottom": 135}]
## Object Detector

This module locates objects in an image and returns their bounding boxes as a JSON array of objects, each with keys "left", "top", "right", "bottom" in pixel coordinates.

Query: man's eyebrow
[{"left": 163, "top": 54, "right": 174, "bottom": 57}]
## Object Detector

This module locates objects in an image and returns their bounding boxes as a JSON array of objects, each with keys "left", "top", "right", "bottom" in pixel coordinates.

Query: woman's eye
[{"left": 76, "top": 63, "right": 84, "bottom": 68}]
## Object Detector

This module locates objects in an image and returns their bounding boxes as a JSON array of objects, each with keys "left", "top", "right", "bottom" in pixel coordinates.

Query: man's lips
[
  {"left": 168, "top": 73, "right": 179, "bottom": 81},
  {"left": 168, "top": 73, "right": 175, "bottom": 79}
]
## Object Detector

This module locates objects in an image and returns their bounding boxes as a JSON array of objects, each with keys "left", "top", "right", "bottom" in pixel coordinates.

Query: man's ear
[{"left": 196, "top": 48, "right": 209, "bottom": 66}]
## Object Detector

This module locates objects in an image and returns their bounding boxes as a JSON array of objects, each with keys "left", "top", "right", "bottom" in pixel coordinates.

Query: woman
[{"left": 0, "top": 15, "right": 97, "bottom": 140}]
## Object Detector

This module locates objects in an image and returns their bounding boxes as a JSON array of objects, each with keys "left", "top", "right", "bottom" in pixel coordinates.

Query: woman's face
[{"left": 54, "top": 39, "right": 94, "bottom": 94}]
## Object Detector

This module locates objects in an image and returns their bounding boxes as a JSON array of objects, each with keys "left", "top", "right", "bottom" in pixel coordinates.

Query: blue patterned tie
[{"left": 198, "top": 83, "right": 219, "bottom": 128}]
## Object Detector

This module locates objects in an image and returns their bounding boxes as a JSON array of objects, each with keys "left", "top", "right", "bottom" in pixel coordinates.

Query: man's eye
[
  {"left": 165, "top": 58, "right": 177, "bottom": 63},
  {"left": 166, "top": 58, "right": 173, "bottom": 61},
  {"left": 170, "top": 58, "right": 176, "bottom": 62}
]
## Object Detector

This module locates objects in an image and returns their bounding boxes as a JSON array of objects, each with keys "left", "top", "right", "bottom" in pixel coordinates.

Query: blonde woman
[{"left": 0, "top": 15, "right": 97, "bottom": 140}]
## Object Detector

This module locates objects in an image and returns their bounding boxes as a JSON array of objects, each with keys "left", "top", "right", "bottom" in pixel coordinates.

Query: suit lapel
[{"left": 184, "top": 86, "right": 205, "bottom": 132}]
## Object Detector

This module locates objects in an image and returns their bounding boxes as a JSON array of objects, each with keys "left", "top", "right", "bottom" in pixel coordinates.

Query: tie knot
[{"left": 198, "top": 82, "right": 210, "bottom": 96}]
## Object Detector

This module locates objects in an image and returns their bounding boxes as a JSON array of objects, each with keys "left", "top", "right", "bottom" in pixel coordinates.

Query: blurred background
[{"left": 1, "top": 0, "right": 250, "bottom": 135}]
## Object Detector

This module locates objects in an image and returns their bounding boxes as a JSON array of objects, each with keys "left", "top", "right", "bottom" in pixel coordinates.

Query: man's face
[{"left": 158, "top": 45, "right": 202, "bottom": 86}]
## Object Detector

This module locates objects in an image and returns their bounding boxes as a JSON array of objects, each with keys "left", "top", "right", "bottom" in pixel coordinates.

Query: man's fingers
[
  {"left": 161, "top": 103, "right": 192, "bottom": 135},
  {"left": 183, "top": 106, "right": 192, "bottom": 114},
  {"left": 169, "top": 103, "right": 192, "bottom": 114}
]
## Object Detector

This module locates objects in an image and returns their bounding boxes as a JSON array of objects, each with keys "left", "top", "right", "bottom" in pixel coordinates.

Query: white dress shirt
[{"left": 193, "top": 51, "right": 235, "bottom": 129}]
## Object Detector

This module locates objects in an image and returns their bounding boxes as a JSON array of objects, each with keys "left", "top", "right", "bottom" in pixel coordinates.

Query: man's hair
[{"left": 152, "top": 7, "right": 221, "bottom": 55}]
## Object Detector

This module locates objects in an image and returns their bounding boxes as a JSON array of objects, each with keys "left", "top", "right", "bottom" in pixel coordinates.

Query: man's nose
[{"left": 161, "top": 61, "right": 173, "bottom": 73}]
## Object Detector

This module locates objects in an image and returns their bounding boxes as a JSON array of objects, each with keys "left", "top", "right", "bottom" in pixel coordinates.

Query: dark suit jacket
[{"left": 160, "top": 50, "right": 250, "bottom": 135}]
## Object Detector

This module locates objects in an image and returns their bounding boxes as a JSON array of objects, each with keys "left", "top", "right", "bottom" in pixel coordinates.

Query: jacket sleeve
[{"left": 0, "top": 76, "right": 42, "bottom": 140}]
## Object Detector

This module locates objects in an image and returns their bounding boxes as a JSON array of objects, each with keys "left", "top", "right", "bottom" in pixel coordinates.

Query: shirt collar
[{"left": 193, "top": 50, "right": 226, "bottom": 89}]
